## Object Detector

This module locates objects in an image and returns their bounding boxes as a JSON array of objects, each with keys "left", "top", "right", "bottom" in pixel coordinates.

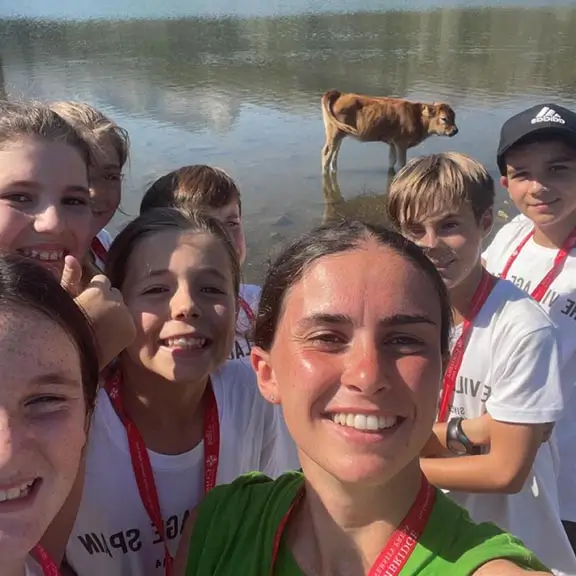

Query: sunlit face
[
  {"left": 121, "top": 230, "right": 237, "bottom": 385},
  {"left": 0, "top": 307, "right": 86, "bottom": 561},
  {"left": 401, "top": 203, "right": 491, "bottom": 290},
  {"left": 503, "top": 140, "right": 576, "bottom": 230},
  {"left": 0, "top": 137, "right": 93, "bottom": 279},
  {"left": 252, "top": 240, "right": 444, "bottom": 486},
  {"left": 206, "top": 200, "right": 246, "bottom": 265},
  {"left": 88, "top": 140, "right": 122, "bottom": 236}
]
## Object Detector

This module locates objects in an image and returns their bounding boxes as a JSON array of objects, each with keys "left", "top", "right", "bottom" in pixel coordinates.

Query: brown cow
[{"left": 321, "top": 90, "right": 458, "bottom": 173}]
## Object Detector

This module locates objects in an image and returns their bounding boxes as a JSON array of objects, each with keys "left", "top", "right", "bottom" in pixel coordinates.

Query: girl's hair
[
  {"left": 140, "top": 165, "right": 241, "bottom": 215},
  {"left": 0, "top": 99, "right": 92, "bottom": 165},
  {"left": 0, "top": 252, "right": 99, "bottom": 412},
  {"left": 105, "top": 207, "right": 241, "bottom": 298},
  {"left": 255, "top": 219, "right": 452, "bottom": 359},
  {"left": 49, "top": 101, "right": 130, "bottom": 168}
]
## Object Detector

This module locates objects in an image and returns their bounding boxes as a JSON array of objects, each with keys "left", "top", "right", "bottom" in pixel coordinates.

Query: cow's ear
[{"left": 422, "top": 104, "right": 432, "bottom": 117}]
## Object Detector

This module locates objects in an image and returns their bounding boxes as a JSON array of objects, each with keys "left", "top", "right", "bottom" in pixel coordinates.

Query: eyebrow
[
  {"left": 5, "top": 180, "right": 89, "bottom": 195},
  {"left": 142, "top": 266, "right": 230, "bottom": 282},
  {"left": 30, "top": 372, "right": 80, "bottom": 388},
  {"left": 298, "top": 313, "right": 437, "bottom": 328}
]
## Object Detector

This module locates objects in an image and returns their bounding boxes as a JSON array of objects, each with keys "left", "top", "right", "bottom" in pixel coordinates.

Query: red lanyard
[
  {"left": 238, "top": 295, "right": 256, "bottom": 327},
  {"left": 500, "top": 227, "right": 576, "bottom": 302},
  {"left": 90, "top": 236, "right": 108, "bottom": 266},
  {"left": 105, "top": 371, "right": 220, "bottom": 576},
  {"left": 31, "top": 545, "right": 61, "bottom": 576},
  {"left": 270, "top": 475, "right": 435, "bottom": 575},
  {"left": 437, "top": 270, "right": 497, "bottom": 423}
]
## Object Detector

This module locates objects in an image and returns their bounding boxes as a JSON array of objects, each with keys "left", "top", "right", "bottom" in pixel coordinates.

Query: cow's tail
[{"left": 321, "top": 90, "right": 359, "bottom": 136}]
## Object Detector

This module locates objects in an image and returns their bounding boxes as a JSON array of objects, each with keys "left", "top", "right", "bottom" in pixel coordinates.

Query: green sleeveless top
[{"left": 186, "top": 471, "right": 548, "bottom": 575}]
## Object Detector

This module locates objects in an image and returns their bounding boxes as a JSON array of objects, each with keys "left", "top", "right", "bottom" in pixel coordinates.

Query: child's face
[
  {"left": 502, "top": 140, "right": 576, "bottom": 230},
  {"left": 121, "top": 230, "right": 237, "bottom": 385},
  {"left": 0, "top": 307, "right": 87, "bottom": 562},
  {"left": 88, "top": 140, "right": 122, "bottom": 236},
  {"left": 0, "top": 137, "right": 93, "bottom": 280},
  {"left": 401, "top": 203, "right": 492, "bottom": 291},
  {"left": 206, "top": 200, "right": 246, "bottom": 265}
]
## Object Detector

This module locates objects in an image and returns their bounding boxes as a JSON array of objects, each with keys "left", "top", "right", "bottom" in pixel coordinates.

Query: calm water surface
[{"left": 0, "top": 0, "right": 575, "bottom": 280}]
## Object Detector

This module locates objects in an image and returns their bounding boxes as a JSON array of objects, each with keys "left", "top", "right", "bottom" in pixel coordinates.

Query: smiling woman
[
  {"left": 174, "top": 219, "right": 551, "bottom": 576},
  {"left": 0, "top": 251, "right": 98, "bottom": 576}
]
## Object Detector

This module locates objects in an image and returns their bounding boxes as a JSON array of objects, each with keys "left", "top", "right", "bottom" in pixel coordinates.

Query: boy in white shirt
[
  {"left": 483, "top": 103, "right": 576, "bottom": 553},
  {"left": 386, "top": 151, "right": 576, "bottom": 575}
]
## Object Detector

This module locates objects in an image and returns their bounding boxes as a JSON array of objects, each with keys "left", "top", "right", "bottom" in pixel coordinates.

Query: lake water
[{"left": 0, "top": 0, "right": 575, "bottom": 280}]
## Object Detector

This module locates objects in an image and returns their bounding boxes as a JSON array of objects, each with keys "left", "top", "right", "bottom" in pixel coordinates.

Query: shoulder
[
  {"left": 430, "top": 492, "right": 549, "bottom": 574},
  {"left": 240, "top": 283, "right": 262, "bottom": 309},
  {"left": 212, "top": 359, "right": 258, "bottom": 396},
  {"left": 483, "top": 215, "right": 532, "bottom": 265},
  {"left": 488, "top": 279, "right": 558, "bottom": 338},
  {"left": 96, "top": 228, "right": 114, "bottom": 249}
]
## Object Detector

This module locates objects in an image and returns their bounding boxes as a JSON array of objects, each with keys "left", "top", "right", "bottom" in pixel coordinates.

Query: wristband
[{"left": 446, "top": 417, "right": 481, "bottom": 455}]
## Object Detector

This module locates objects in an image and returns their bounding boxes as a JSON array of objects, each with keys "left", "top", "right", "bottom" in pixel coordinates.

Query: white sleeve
[
  {"left": 486, "top": 325, "right": 564, "bottom": 424},
  {"left": 258, "top": 404, "right": 300, "bottom": 478}
]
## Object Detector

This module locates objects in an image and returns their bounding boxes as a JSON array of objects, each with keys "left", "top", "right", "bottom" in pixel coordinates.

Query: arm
[
  {"left": 174, "top": 509, "right": 199, "bottom": 576},
  {"left": 421, "top": 414, "right": 492, "bottom": 458},
  {"left": 473, "top": 559, "right": 551, "bottom": 575},
  {"left": 422, "top": 325, "right": 563, "bottom": 493},
  {"left": 421, "top": 419, "right": 549, "bottom": 493}
]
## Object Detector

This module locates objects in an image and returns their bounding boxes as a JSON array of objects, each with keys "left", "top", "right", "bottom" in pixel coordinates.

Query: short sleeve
[{"left": 487, "top": 325, "right": 564, "bottom": 423}]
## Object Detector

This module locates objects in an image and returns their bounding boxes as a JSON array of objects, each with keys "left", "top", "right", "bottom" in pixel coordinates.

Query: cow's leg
[
  {"left": 330, "top": 132, "right": 345, "bottom": 173},
  {"left": 388, "top": 143, "right": 397, "bottom": 169},
  {"left": 397, "top": 145, "right": 408, "bottom": 168}
]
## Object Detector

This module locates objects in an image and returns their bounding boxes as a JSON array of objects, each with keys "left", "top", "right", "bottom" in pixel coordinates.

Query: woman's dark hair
[
  {"left": 255, "top": 220, "right": 452, "bottom": 360},
  {"left": 106, "top": 207, "right": 241, "bottom": 299},
  {"left": 0, "top": 252, "right": 99, "bottom": 411}
]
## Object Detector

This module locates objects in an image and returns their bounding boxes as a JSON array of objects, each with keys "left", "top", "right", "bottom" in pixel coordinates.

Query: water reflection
[{"left": 0, "top": 3, "right": 575, "bottom": 279}]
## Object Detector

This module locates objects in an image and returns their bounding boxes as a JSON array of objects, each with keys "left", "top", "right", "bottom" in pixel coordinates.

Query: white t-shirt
[
  {"left": 484, "top": 214, "right": 576, "bottom": 523},
  {"left": 25, "top": 557, "right": 42, "bottom": 576},
  {"left": 229, "top": 283, "right": 261, "bottom": 361},
  {"left": 65, "top": 361, "right": 299, "bottom": 576},
  {"left": 91, "top": 228, "right": 113, "bottom": 270},
  {"left": 443, "top": 278, "right": 576, "bottom": 575}
]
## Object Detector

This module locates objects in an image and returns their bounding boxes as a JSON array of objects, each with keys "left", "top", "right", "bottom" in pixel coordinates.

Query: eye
[
  {"left": 63, "top": 196, "right": 89, "bottom": 207},
  {"left": 440, "top": 117, "right": 447, "bottom": 124},
  {"left": 141, "top": 285, "right": 169, "bottom": 296},
  {"left": 0, "top": 193, "right": 31, "bottom": 204},
  {"left": 441, "top": 220, "right": 459, "bottom": 231},
  {"left": 404, "top": 224, "right": 425, "bottom": 239},
  {"left": 25, "top": 395, "right": 69, "bottom": 414},
  {"left": 201, "top": 285, "right": 227, "bottom": 295},
  {"left": 510, "top": 171, "right": 527, "bottom": 181},
  {"left": 549, "top": 164, "right": 569, "bottom": 174},
  {"left": 227, "top": 220, "right": 240, "bottom": 228},
  {"left": 383, "top": 335, "right": 426, "bottom": 354},
  {"left": 103, "top": 173, "right": 123, "bottom": 182}
]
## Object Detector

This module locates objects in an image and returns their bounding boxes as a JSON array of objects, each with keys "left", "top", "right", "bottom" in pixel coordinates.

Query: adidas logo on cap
[{"left": 531, "top": 106, "right": 566, "bottom": 125}]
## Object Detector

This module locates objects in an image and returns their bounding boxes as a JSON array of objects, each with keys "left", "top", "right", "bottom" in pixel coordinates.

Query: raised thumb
[{"left": 60, "top": 254, "right": 83, "bottom": 296}]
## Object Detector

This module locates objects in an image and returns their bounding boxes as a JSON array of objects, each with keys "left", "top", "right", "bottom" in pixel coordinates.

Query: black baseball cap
[{"left": 496, "top": 103, "right": 576, "bottom": 175}]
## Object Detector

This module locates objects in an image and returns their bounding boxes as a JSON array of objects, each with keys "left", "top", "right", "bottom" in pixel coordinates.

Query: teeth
[
  {"left": 331, "top": 413, "right": 398, "bottom": 431},
  {"left": 0, "top": 480, "right": 35, "bottom": 503},
  {"left": 163, "top": 337, "right": 207, "bottom": 349},
  {"left": 20, "top": 249, "right": 64, "bottom": 262}
]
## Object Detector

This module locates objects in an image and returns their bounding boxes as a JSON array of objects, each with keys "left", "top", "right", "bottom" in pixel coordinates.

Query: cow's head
[{"left": 422, "top": 103, "right": 458, "bottom": 137}]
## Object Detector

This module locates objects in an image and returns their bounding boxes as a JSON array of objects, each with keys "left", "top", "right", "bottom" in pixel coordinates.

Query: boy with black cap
[{"left": 483, "top": 103, "right": 576, "bottom": 552}]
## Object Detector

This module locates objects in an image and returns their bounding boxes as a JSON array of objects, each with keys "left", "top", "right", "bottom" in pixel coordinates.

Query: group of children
[{"left": 0, "top": 95, "right": 574, "bottom": 576}]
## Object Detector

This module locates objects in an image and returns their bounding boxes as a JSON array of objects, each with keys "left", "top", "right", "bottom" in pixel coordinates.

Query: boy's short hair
[
  {"left": 387, "top": 152, "right": 495, "bottom": 229},
  {"left": 49, "top": 101, "right": 129, "bottom": 168},
  {"left": 140, "top": 165, "right": 241, "bottom": 215}
]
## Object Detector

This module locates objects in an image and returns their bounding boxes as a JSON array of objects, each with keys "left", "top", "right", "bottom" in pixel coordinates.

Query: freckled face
[{"left": 0, "top": 307, "right": 86, "bottom": 560}]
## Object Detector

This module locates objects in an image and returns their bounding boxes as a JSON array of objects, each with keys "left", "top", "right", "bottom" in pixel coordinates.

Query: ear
[
  {"left": 421, "top": 104, "right": 431, "bottom": 117},
  {"left": 480, "top": 208, "right": 493, "bottom": 239},
  {"left": 500, "top": 175, "right": 509, "bottom": 190},
  {"left": 250, "top": 346, "right": 281, "bottom": 405}
]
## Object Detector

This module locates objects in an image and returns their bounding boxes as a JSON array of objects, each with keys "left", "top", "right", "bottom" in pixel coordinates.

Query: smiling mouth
[
  {"left": 329, "top": 413, "right": 405, "bottom": 432},
  {"left": 17, "top": 248, "right": 66, "bottom": 262},
  {"left": 0, "top": 478, "right": 40, "bottom": 504},
  {"left": 531, "top": 199, "right": 560, "bottom": 208},
  {"left": 160, "top": 336, "right": 211, "bottom": 350}
]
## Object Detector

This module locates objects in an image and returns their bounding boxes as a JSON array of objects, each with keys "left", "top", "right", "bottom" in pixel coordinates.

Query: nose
[
  {"left": 531, "top": 180, "right": 549, "bottom": 195},
  {"left": 450, "top": 127, "right": 459, "bottom": 136},
  {"left": 170, "top": 283, "right": 200, "bottom": 320},
  {"left": 34, "top": 203, "right": 66, "bottom": 235},
  {"left": 417, "top": 228, "right": 439, "bottom": 250},
  {"left": 341, "top": 335, "right": 388, "bottom": 395},
  {"left": 0, "top": 410, "right": 14, "bottom": 469}
]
